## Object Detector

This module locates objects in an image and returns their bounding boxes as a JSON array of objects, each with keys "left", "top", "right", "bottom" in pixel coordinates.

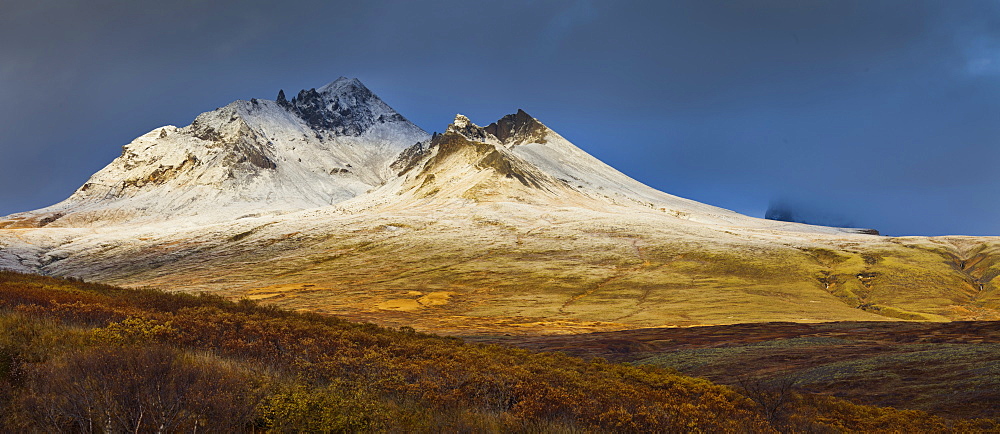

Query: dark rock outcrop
[
  {"left": 484, "top": 109, "right": 548, "bottom": 145},
  {"left": 285, "top": 79, "right": 406, "bottom": 136},
  {"left": 277, "top": 89, "right": 289, "bottom": 107}
]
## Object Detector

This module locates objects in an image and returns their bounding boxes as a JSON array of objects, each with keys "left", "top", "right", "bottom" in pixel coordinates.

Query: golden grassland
[
  {"left": 80, "top": 212, "right": 1000, "bottom": 335},
  {"left": 1, "top": 271, "right": 997, "bottom": 432}
]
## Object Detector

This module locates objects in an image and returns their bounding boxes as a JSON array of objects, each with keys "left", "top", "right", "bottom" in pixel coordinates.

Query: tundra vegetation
[
  {"left": 484, "top": 321, "right": 1000, "bottom": 421},
  {"left": 0, "top": 271, "right": 996, "bottom": 432}
]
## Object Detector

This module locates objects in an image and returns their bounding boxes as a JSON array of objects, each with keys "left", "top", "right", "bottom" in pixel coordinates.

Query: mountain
[
  {"left": 348, "top": 110, "right": 855, "bottom": 232},
  {"left": 444, "top": 110, "right": 753, "bottom": 224},
  {"left": 0, "top": 77, "right": 428, "bottom": 228},
  {"left": 0, "top": 77, "right": 998, "bottom": 335}
]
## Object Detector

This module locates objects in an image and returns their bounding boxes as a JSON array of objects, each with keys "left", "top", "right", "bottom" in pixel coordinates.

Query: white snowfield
[{"left": 0, "top": 77, "right": 869, "bottom": 279}]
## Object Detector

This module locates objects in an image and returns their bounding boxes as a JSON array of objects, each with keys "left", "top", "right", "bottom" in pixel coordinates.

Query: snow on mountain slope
[
  {"left": 340, "top": 115, "right": 605, "bottom": 213},
  {"left": 436, "top": 110, "right": 862, "bottom": 232},
  {"left": 0, "top": 77, "right": 429, "bottom": 228},
  {"left": 443, "top": 110, "right": 751, "bottom": 221}
]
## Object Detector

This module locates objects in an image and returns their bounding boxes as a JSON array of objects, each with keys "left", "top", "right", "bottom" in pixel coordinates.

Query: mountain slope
[{"left": 448, "top": 109, "right": 769, "bottom": 225}]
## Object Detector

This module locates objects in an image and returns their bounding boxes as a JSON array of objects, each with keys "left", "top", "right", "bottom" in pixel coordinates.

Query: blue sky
[{"left": 2, "top": 0, "right": 999, "bottom": 236}]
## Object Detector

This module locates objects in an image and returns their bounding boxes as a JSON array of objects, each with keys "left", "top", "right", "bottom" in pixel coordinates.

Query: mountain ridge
[{"left": 1, "top": 77, "right": 860, "bottom": 233}]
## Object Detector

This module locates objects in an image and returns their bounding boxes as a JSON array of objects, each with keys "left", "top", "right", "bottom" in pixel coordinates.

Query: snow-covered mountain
[
  {"left": 428, "top": 110, "right": 770, "bottom": 225},
  {"left": 0, "top": 77, "right": 428, "bottom": 228},
  {"left": 1, "top": 77, "right": 854, "bottom": 233},
  {"left": 8, "top": 77, "right": 987, "bottom": 335}
]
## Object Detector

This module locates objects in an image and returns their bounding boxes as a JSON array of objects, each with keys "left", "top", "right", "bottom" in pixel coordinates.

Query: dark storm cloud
[{"left": 2, "top": 0, "right": 999, "bottom": 235}]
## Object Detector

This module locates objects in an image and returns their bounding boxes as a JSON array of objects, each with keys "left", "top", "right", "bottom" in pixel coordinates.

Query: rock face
[
  {"left": 1, "top": 77, "right": 429, "bottom": 227},
  {"left": 287, "top": 78, "right": 409, "bottom": 136},
  {"left": 484, "top": 109, "right": 549, "bottom": 145}
]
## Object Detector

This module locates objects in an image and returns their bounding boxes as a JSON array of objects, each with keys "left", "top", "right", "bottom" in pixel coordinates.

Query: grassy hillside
[
  {"left": 1, "top": 271, "right": 996, "bottom": 432},
  {"left": 43, "top": 210, "right": 998, "bottom": 335}
]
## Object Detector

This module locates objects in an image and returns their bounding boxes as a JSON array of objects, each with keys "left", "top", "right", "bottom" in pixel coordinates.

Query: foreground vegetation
[
  {"left": 0, "top": 271, "right": 996, "bottom": 432},
  {"left": 486, "top": 321, "right": 1000, "bottom": 420}
]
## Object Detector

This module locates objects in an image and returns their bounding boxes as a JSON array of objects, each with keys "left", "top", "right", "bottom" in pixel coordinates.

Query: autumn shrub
[
  {"left": 259, "top": 382, "right": 394, "bottom": 432},
  {"left": 13, "top": 345, "right": 265, "bottom": 433},
  {"left": 787, "top": 393, "right": 1000, "bottom": 433},
  {"left": 90, "top": 316, "right": 177, "bottom": 346}
]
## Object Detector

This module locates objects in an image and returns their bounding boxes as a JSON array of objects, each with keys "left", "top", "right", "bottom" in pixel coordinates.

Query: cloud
[
  {"left": 964, "top": 34, "right": 1000, "bottom": 75},
  {"left": 947, "top": 2, "right": 1000, "bottom": 76}
]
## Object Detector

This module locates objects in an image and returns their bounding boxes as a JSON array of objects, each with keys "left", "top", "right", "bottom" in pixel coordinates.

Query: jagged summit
[
  {"left": 280, "top": 77, "right": 412, "bottom": 136},
  {"left": 446, "top": 114, "right": 499, "bottom": 145},
  {"left": 445, "top": 110, "right": 548, "bottom": 147},
  {"left": 450, "top": 114, "right": 473, "bottom": 129},
  {"left": 485, "top": 109, "right": 549, "bottom": 146}
]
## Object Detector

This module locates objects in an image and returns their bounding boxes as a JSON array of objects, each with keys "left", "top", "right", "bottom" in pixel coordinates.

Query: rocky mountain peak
[
  {"left": 451, "top": 114, "right": 473, "bottom": 129},
  {"left": 483, "top": 109, "right": 549, "bottom": 146},
  {"left": 444, "top": 110, "right": 551, "bottom": 148},
  {"left": 285, "top": 77, "right": 409, "bottom": 136},
  {"left": 446, "top": 114, "right": 498, "bottom": 145}
]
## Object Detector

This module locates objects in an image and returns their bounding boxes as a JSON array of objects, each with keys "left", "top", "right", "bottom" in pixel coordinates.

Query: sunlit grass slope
[{"left": 71, "top": 209, "right": 1000, "bottom": 334}]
